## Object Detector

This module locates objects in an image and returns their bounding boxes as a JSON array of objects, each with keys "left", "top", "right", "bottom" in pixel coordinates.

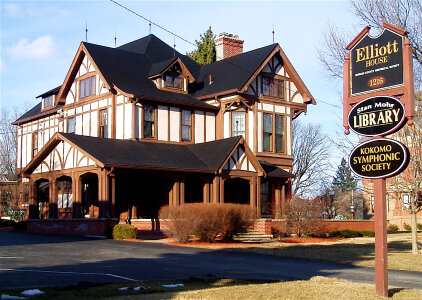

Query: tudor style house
[{"left": 13, "top": 33, "right": 314, "bottom": 232}]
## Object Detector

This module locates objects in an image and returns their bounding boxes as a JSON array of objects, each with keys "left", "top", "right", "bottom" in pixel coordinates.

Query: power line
[
  {"left": 109, "top": 0, "right": 196, "bottom": 47},
  {"left": 315, "top": 99, "right": 342, "bottom": 108}
]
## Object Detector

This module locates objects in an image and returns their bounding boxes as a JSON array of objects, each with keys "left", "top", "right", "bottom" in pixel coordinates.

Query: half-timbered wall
[
  {"left": 222, "top": 146, "right": 256, "bottom": 172},
  {"left": 32, "top": 140, "right": 96, "bottom": 174}
]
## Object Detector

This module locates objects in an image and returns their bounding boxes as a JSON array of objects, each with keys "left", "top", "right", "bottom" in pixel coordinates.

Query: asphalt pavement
[{"left": 0, "top": 231, "right": 421, "bottom": 290}]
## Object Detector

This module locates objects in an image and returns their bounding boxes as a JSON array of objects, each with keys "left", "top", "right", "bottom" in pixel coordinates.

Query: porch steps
[{"left": 232, "top": 228, "right": 273, "bottom": 243}]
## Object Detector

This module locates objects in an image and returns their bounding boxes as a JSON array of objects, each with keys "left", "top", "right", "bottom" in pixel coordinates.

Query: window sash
[
  {"left": 99, "top": 110, "right": 108, "bottom": 138},
  {"left": 181, "top": 110, "right": 191, "bottom": 141},
  {"left": 262, "top": 77, "right": 284, "bottom": 99},
  {"left": 143, "top": 105, "right": 155, "bottom": 138},
  {"left": 68, "top": 118, "right": 75, "bottom": 133},
  {"left": 232, "top": 112, "right": 245, "bottom": 137},
  {"left": 44, "top": 96, "right": 52, "bottom": 108},
  {"left": 263, "top": 114, "right": 273, "bottom": 151},
  {"left": 275, "top": 115, "right": 284, "bottom": 152},
  {"left": 79, "top": 76, "right": 95, "bottom": 99}
]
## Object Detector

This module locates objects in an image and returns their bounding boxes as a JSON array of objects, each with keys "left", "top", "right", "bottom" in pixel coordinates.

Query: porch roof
[{"left": 259, "top": 160, "right": 295, "bottom": 178}]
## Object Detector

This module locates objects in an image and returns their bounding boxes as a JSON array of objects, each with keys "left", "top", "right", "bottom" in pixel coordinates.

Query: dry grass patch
[
  {"left": 115, "top": 277, "right": 422, "bottom": 300},
  {"left": 169, "top": 234, "right": 422, "bottom": 272}
]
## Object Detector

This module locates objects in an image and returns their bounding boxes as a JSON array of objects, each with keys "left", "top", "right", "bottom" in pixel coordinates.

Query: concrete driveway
[{"left": 0, "top": 231, "right": 421, "bottom": 290}]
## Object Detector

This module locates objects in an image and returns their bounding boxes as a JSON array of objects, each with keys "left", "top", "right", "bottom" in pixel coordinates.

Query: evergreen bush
[
  {"left": 329, "top": 229, "right": 362, "bottom": 238},
  {"left": 417, "top": 223, "right": 422, "bottom": 231},
  {"left": 403, "top": 223, "right": 412, "bottom": 231},
  {"left": 112, "top": 224, "right": 137, "bottom": 240},
  {"left": 387, "top": 224, "right": 399, "bottom": 232},
  {"left": 360, "top": 230, "right": 375, "bottom": 237}
]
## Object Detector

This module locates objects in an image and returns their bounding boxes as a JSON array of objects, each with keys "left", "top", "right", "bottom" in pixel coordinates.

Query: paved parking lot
[{"left": 1, "top": 231, "right": 421, "bottom": 290}]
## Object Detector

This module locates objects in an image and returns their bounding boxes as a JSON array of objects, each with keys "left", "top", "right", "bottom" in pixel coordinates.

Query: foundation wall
[{"left": 27, "top": 218, "right": 118, "bottom": 236}]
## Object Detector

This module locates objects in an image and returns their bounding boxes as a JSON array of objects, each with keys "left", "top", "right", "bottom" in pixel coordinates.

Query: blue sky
[{"left": 1, "top": 0, "right": 363, "bottom": 166}]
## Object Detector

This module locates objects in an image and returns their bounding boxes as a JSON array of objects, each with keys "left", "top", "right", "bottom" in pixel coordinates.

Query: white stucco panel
[
  {"left": 82, "top": 113, "right": 90, "bottom": 136},
  {"left": 90, "top": 111, "right": 98, "bottom": 137},
  {"left": 205, "top": 112, "right": 215, "bottom": 142},
  {"left": 194, "top": 111, "right": 204, "bottom": 143},
  {"left": 124, "top": 103, "right": 132, "bottom": 139},
  {"left": 248, "top": 110, "right": 254, "bottom": 148},
  {"left": 223, "top": 112, "right": 230, "bottom": 138},
  {"left": 157, "top": 105, "right": 169, "bottom": 141},
  {"left": 262, "top": 103, "right": 273, "bottom": 112},
  {"left": 287, "top": 116, "right": 292, "bottom": 155},
  {"left": 169, "top": 107, "right": 180, "bottom": 142},
  {"left": 275, "top": 105, "right": 285, "bottom": 114},
  {"left": 257, "top": 112, "right": 262, "bottom": 152},
  {"left": 116, "top": 105, "right": 124, "bottom": 139}
]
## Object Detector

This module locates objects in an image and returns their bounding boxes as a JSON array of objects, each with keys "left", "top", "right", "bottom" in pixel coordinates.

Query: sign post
[{"left": 343, "top": 21, "right": 414, "bottom": 298}]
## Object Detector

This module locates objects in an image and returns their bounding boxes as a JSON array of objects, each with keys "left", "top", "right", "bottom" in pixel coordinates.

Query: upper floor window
[
  {"left": 263, "top": 113, "right": 286, "bottom": 153},
  {"left": 99, "top": 109, "right": 108, "bottom": 138},
  {"left": 32, "top": 131, "right": 38, "bottom": 158},
  {"left": 79, "top": 76, "right": 96, "bottom": 99},
  {"left": 143, "top": 105, "right": 155, "bottom": 138},
  {"left": 275, "top": 115, "right": 284, "bottom": 152},
  {"left": 165, "top": 74, "right": 182, "bottom": 89},
  {"left": 232, "top": 112, "right": 245, "bottom": 138},
  {"left": 181, "top": 110, "right": 192, "bottom": 141},
  {"left": 263, "top": 114, "right": 273, "bottom": 151},
  {"left": 67, "top": 118, "right": 75, "bottom": 133},
  {"left": 262, "top": 77, "right": 285, "bottom": 99},
  {"left": 43, "top": 96, "right": 53, "bottom": 108}
]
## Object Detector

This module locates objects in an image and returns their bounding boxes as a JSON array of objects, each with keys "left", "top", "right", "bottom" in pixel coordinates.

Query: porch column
[
  {"left": 203, "top": 179, "right": 210, "bottom": 203},
  {"left": 99, "top": 170, "right": 110, "bottom": 218},
  {"left": 49, "top": 176, "right": 58, "bottom": 219},
  {"left": 281, "top": 183, "right": 286, "bottom": 218},
  {"left": 173, "top": 180, "right": 180, "bottom": 206},
  {"left": 110, "top": 173, "right": 116, "bottom": 218},
  {"left": 180, "top": 178, "right": 185, "bottom": 205},
  {"left": 256, "top": 176, "right": 261, "bottom": 218},
  {"left": 250, "top": 177, "right": 257, "bottom": 215},
  {"left": 212, "top": 176, "right": 219, "bottom": 203},
  {"left": 219, "top": 177, "right": 225, "bottom": 203},
  {"left": 73, "top": 174, "right": 82, "bottom": 218},
  {"left": 28, "top": 178, "right": 38, "bottom": 219},
  {"left": 275, "top": 182, "right": 282, "bottom": 219}
]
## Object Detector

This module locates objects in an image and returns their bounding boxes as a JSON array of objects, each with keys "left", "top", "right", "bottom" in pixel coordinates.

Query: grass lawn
[
  {"left": 1, "top": 277, "right": 420, "bottom": 300},
  {"left": 168, "top": 233, "right": 422, "bottom": 272}
]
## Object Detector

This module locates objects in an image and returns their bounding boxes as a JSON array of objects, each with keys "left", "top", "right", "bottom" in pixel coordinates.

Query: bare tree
[
  {"left": 0, "top": 107, "right": 21, "bottom": 180},
  {"left": 318, "top": 0, "right": 422, "bottom": 86},
  {"left": 292, "top": 120, "right": 332, "bottom": 198},
  {"left": 387, "top": 94, "right": 422, "bottom": 255}
]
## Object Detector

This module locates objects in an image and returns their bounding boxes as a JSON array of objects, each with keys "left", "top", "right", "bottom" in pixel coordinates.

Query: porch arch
[{"left": 80, "top": 172, "right": 99, "bottom": 218}]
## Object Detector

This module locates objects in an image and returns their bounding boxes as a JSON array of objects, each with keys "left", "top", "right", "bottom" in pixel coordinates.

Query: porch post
[
  {"left": 180, "top": 178, "right": 185, "bottom": 205},
  {"left": 219, "top": 177, "right": 225, "bottom": 203},
  {"left": 72, "top": 174, "right": 81, "bottom": 218},
  {"left": 110, "top": 173, "right": 116, "bottom": 218},
  {"left": 212, "top": 176, "right": 219, "bottom": 203},
  {"left": 49, "top": 176, "right": 58, "bottom": 219},
  {"left": 281, "top": 183, "right": 286, "bottom": 218},
  {"left": 99, "top": 170, "right": 110, "bottom": 218},
  {"left": 28, "top": 178, "right": 38, "bottom": 219},
  {"left": 203, "top": 179, "right": 210, "bottom": 203},
  {"left": 250, "top": 177, "right": 257, "bottom": 214},
  {"left": 173, "top": 180, "right": 180, "bottom": 206},
  {"left": 275, "top": 182, "right": 281, "bottom": 219},
  {"left": 256, "top": 176, "right": 261, "bottom": 218}
]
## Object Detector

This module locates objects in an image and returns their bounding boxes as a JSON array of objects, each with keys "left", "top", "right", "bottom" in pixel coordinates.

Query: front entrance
[{"left": 224, "top": 178, "right": 250, "bottom": 204}]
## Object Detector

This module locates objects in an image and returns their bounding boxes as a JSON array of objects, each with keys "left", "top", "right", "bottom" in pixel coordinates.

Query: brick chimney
[{"left": 215, "top": 33, "right": 244, "bottom": 61}]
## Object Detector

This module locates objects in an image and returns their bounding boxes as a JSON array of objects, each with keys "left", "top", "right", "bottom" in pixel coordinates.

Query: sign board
[
  {"left": 351, "top": 28, "right": 403, "bottom": 95},
  {"left": 6, "top": 209, "right": 27, "bottom": 221},
  {"left": 349, "top": 138, "right": 409, "bottom": 179},
  {"left": 348, "top": 96, "right": 405, "bottom": 136}
]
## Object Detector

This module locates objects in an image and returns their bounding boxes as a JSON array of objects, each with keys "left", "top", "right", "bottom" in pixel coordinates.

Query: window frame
[
  {"left": 262, "top": 111, "right": 287, "bottom": 154},
  {"left": 231, "top": 111, "right": 247, "bottom": 139},
  {"left": 67, "top": 117, "right": 75, "bottom": 133},
  {"left": 32, "top": 131, "right": 38, "bottom": 159},
  {"left": 142, "top": 104, "right": 156, "bottom": 139},
  {"left": 261, "top": 75, "right": 285, "bottom": 100},
  {"left": 43, "top": 96, "right": 53, "bottom": 108},
  {"left": 181, "top": 109, "right": 192, "bottom": 142},
  {"left": 79, "top": 75, "right": 96, "bottom": 99},
  {"left": 99, "top": 109, "right": 108, "bottom": 138}
]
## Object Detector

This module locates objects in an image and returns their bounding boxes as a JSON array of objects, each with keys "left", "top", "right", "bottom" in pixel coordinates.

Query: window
[
  {"left": 143, "top": 105, "right": 155, "bottom": 138},
  {"left": 262, "top": 77, "right": 285, "bottom": 99},
  {"left": 79, "top": 75, "right": 96, "bottom": 99},
  {"left": 275, "top": 115, "right": 284, "bottom": 152},
  {"left": 164, "top": 74, "right": 182, "bottom": 89},
  {"left": 99, "top": 109, "right": 108, "bottom": 138},
  {"left": 32, "top": 131, "right": 38, "bottom": 158},
  {"left": 232, "top": 112, "right": 245, "bottom": 138},
  {"left": 57, "top": 180, "right": 73, "bottom": 209},
  {"left": 260, "top": 182, "right": 271, "bottom": 216},
  {"left": 1, "top": 190, "right": 12, "bottom": 207},
  {"left": 43, "top": 96, "right": 53, "bottom": 108},
  {"left": 181, "top": 110, "right": 192, "bottom": 141},
  {"left": 263, "top": 114, "right": 273, "bottom": 151},
  {"left": 67, "top": 118, "right": 75, "bottom": 133}
]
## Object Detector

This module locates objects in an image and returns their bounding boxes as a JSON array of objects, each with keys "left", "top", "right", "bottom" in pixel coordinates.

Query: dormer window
[
  {"left": 79, "top": 75, "right": 96, "bottom": 99},
  {"left": 43, "top": 96, "right": 53, "bottom": 108},
  {"left": 165, "top": 74, "right": 182, "bottom": 89}
]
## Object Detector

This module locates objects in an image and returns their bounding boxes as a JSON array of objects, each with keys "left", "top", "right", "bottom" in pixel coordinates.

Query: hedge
[{"left": 112, "top": 224, "right": 137, "bottom": 240}]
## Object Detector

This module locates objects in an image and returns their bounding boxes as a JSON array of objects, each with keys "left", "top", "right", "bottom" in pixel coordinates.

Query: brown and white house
[{"left": 13, "top": 33, "right": 315, "bottom": 235}]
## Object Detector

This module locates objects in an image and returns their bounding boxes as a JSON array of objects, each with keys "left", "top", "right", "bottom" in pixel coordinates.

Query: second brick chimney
[{"left": 215, "top": 33, "right": 244, "bottom": 61}]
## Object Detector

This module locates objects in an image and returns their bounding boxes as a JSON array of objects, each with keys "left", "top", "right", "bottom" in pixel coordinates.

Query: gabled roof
[
  {"left": 36, "top": 85, "right": 61, "bottom": 99},
  {"left": 148, "top": 57, "right": 196, "bottom": 82}
]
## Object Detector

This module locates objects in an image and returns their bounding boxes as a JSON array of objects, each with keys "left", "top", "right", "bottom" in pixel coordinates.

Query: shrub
[
  {"left": 360, "top": 230, "right": 375, "bottom": 237},
  {"left": 387, "top": 224, "right": 399, "bottom": 232},
  {"left": 329, "top": 230, "right": 362, "bottom": 238},
  {"left": 159, "top": 204, "right": 253, "bottom": 243},
  {"left": 417, "top": 223, "right": 422, "bottom": 231},
  {"left": 403, "top": 223, "right": 412, "bottom": 231},
  {"left": 112, "top": 224, "right": 137, "bottom": 240}
]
